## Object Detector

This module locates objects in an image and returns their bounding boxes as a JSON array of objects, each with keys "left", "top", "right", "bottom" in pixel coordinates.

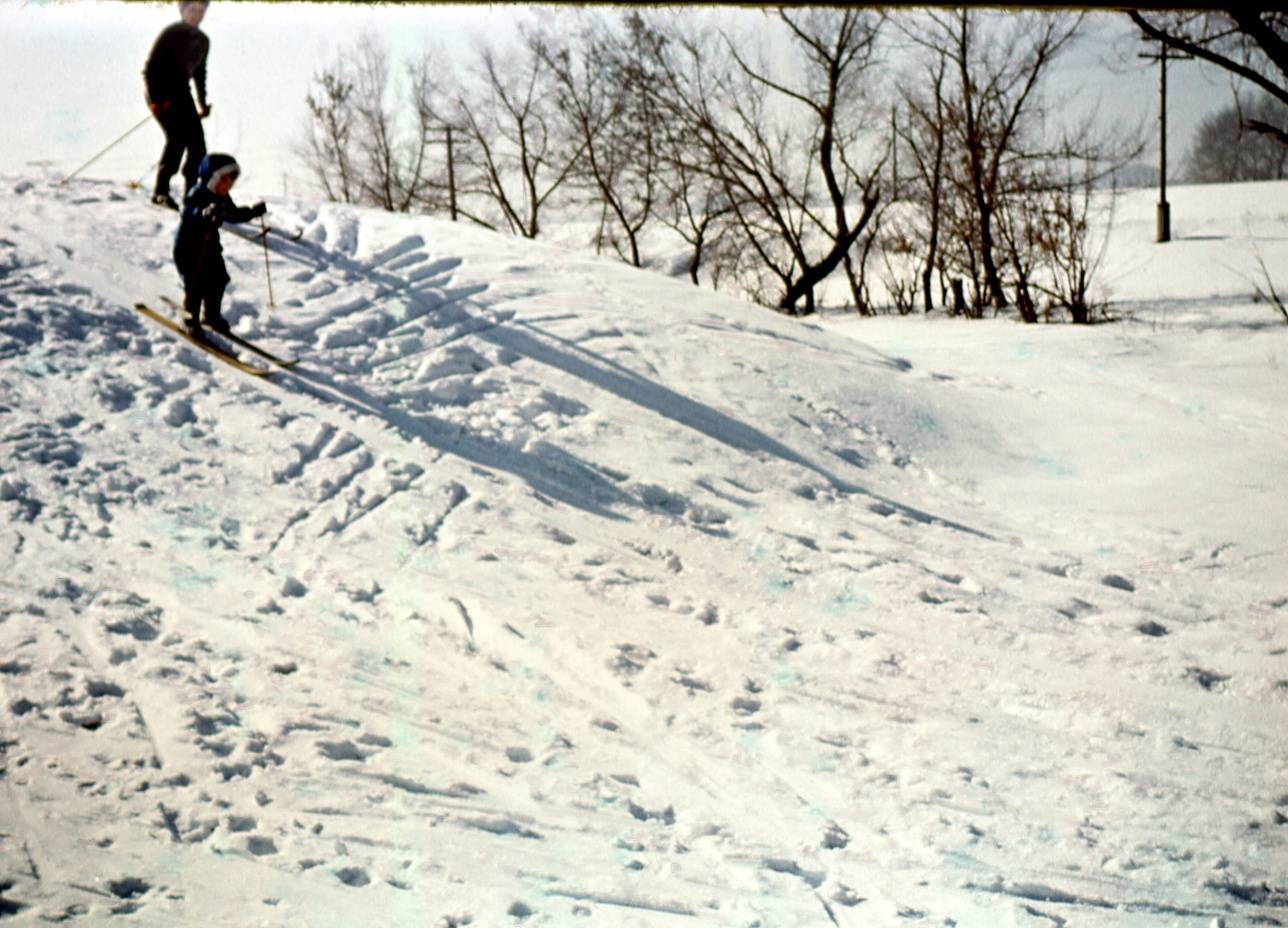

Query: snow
[{"left": 1, "top": 173, "right": 1286, "bottom": 927}]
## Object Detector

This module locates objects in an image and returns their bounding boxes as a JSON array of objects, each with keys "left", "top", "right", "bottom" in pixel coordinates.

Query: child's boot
[
  {"left": 203, "top": 314, "right": 231, "bottom": 335},
  {"left": 182, "top": 292, "right": 203, "bottom": 337},
  {"left": 201, "top": 293, "right": 231, "bottom": 334}
]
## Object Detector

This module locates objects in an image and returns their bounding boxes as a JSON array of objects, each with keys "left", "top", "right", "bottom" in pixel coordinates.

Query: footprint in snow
[
  {"left": 102, "top": 612, "right": 161, "bottom": 643},
  {"left": 610, "top": 644, "right": 656, "bottom": 679},
  {"left": 1056, "top": 598, "right": 1099, "bottom": 620},
  {"left": 86, "top": 679, "right": 125, "bottom": 698},
  {"left": 544, "top": 525, "right": 576, "bottom": 546},
  {"left": 1101, "top": 574, "right": 1136, "bottom": 592},
  {"left": 317, "top": 739, "right": 371, "bottom": 762},
  {"left": 226, "top": 814, "right": 256, "bottom": 833},
  {"left": 163, "top": 397, "right": 196, "bottom": 428},
  {"left": 1184, "top": 667, "right": 1230, "bottom": 691},
  {"left": 672, "top": 673, "right": 713, "bottom": 695},
  {"left": 189, "top": 709, "right": 239, "bottom": 738},
  {"left": 762, "top": 858, "right": 825, "bottom": 889},
  {"left": 94, "top": 378, "right": 137, "bottom": 412},
  {"left": 0, "top": 881, "right": 26, "bottom": 917},
  {"left": 335, "top": 866, "right": 370, "bottom": 888},
  {"left": 627, "top": 800, "right": 675, "bottom": 825},
  {"left": 246, "top": 836, "right": 278, "bottom": 856},
  {"left": 59, "top": 708, "right": 104, "bottom": 731},
  {"left": 106, "top": 877, "right": 151, "bottom": 900}
]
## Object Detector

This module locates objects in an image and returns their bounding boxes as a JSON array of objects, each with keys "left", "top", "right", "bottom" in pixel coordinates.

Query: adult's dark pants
[{"left": 153, "top": 95, "right": 206, "bottom": 200}]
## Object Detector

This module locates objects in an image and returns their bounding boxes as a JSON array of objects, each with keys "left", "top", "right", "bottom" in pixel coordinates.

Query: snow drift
[{"left": 0, "top": 175, "right": 1285, "bottom": 926}]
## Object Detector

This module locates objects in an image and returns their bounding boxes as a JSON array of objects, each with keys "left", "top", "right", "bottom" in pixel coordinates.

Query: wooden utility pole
[
  {"left": 446, "top": 126, "right": 457, "bottom": 222},
  {"left": 890, "top": 104, "right": 899, "bottom": 200},
  {"left": 426, "top": 124, "right": 466, "bottom": 221},
  {"left": 1139, "top": 36, "right": 1193, "bottom": 243}
]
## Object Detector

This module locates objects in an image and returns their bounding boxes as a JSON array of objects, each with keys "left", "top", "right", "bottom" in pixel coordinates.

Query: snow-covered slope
[{"left": 1, "top": 175, "right": 1285, "bottom": 927}]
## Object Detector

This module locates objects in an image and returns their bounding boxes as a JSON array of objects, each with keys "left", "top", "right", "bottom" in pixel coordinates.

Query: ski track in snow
[{"left": 0, "top": 177, "right": 1285, "bottom": 926}]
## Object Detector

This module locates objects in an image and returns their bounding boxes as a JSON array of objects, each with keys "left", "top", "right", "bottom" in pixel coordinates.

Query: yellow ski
[{"left": 133, "top": 303, "right": 272, "bottom": 378}]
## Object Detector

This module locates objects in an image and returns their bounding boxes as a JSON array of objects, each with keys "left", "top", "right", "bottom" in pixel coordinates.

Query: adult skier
[
  {"left": 143, "top": 0, "right": 212, "bottom": 209},
  {"left": 173, "top": 153, "right": 266, "bottom": 336}
]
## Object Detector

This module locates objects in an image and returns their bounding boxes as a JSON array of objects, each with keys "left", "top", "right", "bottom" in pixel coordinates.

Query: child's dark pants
[{"left": 182, "top": 277, "right": 226, "bottom": 329}]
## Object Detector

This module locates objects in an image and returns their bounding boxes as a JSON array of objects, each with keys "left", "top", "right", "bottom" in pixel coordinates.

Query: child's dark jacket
[{"left": 173, "top": 155, "right": 264, "bottom": 287}]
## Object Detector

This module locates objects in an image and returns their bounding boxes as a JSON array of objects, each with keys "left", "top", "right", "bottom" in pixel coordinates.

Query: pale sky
[
  {"left": 0, "top": 2, "right": 1238, "bottom": 201},
  {"left": 1, "top": 1, "right": 531, "bottom": 198}
]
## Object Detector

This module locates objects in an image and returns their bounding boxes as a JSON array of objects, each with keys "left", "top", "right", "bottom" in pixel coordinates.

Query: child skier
[{"left": 173, "top": 152, "right": 266, "bottom": 336}]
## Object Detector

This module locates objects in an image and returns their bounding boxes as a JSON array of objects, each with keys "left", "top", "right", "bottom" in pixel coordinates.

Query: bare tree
[
  {"left": 298, "top": 34, "right": 447, "bottom": 213},
  {"left": 1185, "top": 93, "right": 1288, "bottom": 182},
  {"left": 300, "top": 57, "right": 360, "bottom": 204},
  {"left": 656, "top": 132, "right": 736, "bottom": 286},
  {"left": 618, "top": 14, "right": 740, "bottom": 288},
  {"left": 537, "top": 13, "right": 663, "bottom": 267},
  {"left": 1036, "top": 163, "right": 1112, "bottom": 324},
  {"left": 451, "top": 27, "right": 582, "bottom": 238},
  {"left": 896, "top": 49, "right": 950, "bottom": 312},
  {"left": 648, "top": 10, "right": 886, "bottom": 315},
  {"left": 844, "top": 206, "right": 888, "bottom": 316},
  {"left": 890, "top": 9, "right": 1141, "bottom": 323},
  {"left": 874, "top": 206, "right": 921, "bottom": 315},
  {"left": 902, "top": 11, "right": 1086, "bottom": 311},
  {"left": 993, "top": 170, "right": 1045, "bottom": 323},
  {"left": 1129, "top": 11, "right": 1288, "bottom": 146}
]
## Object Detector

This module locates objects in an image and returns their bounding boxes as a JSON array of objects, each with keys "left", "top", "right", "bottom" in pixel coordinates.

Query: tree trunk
[
  {"left": 777, "top": 193, "right": 879, "bottom": 313},
  {"left": 1014, "top": 279, "right": 1037, "bottom": 324},
  {"left": 951, "top": 277, "right": 967, "bottom": 316},
  {"left": 979, "top": 203, "right": 1009, "bottom": 308}
]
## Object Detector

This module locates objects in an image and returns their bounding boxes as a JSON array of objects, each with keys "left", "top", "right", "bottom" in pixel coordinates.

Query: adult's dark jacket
[
  {"left": 144, "top": 21, "right": 209, "bottom": 109},
  {"left": 174, "top": 155, "right": 265, "bottom": 285}
]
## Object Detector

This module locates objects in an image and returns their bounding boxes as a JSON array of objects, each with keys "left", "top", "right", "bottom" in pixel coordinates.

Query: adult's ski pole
[
  {"left": 61, "top": 113, "right": 154, "bottom": 185},
  {"left": 127, "top": 160, "right": 160, "bottom": 191}
]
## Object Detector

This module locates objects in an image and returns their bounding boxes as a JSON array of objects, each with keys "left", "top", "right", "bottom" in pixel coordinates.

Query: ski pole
[
  {"left": 259, "top": 216, "right": 276, "bottom": 310},
  {"left": 127, "top": 159, "right": 159, "bottom": 191},
  {"left": 61, "top": 113, "right": 154, "bottom": 186}
]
